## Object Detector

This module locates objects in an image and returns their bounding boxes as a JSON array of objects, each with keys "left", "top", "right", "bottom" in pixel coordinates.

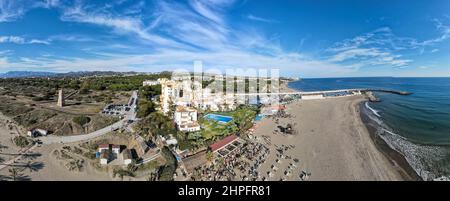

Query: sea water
[{"left": 289, "top": 77, "right": 450, "bottom": 180}]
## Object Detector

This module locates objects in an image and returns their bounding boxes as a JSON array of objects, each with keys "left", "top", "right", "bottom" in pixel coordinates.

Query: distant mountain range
[
  {"left": 0, "top": 71, "right": 57, "bottom": 78},
  {"left": 0, "top": 71, "right": 145, "bottom": 78}
]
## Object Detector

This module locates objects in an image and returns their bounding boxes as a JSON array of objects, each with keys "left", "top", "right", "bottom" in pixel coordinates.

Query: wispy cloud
[
  {"left": 48, "top": 34, "right": 95, "bottom": 42},
  {"left": 189, "top": 0, "right": 227, "bottom": 25},
  {"left": 418, "top": 65, "right": 430, "bottom": 69},
  {"left": 247, "top": 14, "right": 279, "bottom": 23},
  {"left": 0, "top": 0, "right": 60, "bottom": 22},
  {"left": 0, "top": 0, "right": 26, "bottom": 22},
  {"left": 59, "top": 1, "right": 183, "bottom": 48},
  {"left": 0, "top": 35, "right": 49, "bottom": 45},
  {"left": 29, "top": 39, "right": 50, "bottom": 45},
  {"left": 0, "top": 50, "right": 12, "bottom": 55},
  {"left": 326, "top": 28, "right": 413, "bottom": 67},
  {"left": 326, "top": 24, "right": 450, "bottom": 68}
]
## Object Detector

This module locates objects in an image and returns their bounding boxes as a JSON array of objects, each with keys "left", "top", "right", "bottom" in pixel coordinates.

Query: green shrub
[
  {"left": 73, "top": 115, "right": 91, "bottom": 126},
  {"left": 13, "top": 136, "right": 29, "bottom": 148}
]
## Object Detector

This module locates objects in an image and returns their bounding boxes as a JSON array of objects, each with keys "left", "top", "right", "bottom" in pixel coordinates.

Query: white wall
[{"left": 301, "top": 94, "right": 324, "bottom": 100}]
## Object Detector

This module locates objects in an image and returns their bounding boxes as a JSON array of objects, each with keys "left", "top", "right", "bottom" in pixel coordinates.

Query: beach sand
[
  {"left": 253, "top": 95, "right": 409, "bottom": 181},
  {"left": 0, "top": 113, "right": 23, "bottom": 162},
  {"left": 17, "top": 143, "right": 114, "bottom": 181}
]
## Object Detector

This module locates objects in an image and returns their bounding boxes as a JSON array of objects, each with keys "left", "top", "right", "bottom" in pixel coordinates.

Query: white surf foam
[{"left": 365, "top": 102, "right": 381, "bottom": 117}]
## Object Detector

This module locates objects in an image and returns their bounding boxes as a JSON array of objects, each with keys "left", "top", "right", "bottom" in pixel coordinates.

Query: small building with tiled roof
[
  {"left": 100, "top": 150, "right": 110, "bottom": 165},
  {"left": 111, "top": 145, "right": 120, "bottom": 154},
  {"left": 209, "top": 135, "right": 239, "bottom": 153},
  {"left": 98, "top": 144, "right": 109, "bottom": 153}
]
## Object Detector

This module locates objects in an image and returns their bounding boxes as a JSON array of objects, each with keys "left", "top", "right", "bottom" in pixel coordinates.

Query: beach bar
[{"left": 209, "top": 135, "right": 240, "bottom": 157}]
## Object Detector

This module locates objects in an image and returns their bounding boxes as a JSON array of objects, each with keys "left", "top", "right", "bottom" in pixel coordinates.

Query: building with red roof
[{"left": 209, "top": 135, "right": 238, "bottom": 153}]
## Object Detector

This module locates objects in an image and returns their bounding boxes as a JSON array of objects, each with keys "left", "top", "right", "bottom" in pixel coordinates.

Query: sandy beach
[
  {"left": 253, "top": 95, "right": 410, "bottom": 181},
  {"left": 0, "top": 113, "right": 23, "bottom": 162}
]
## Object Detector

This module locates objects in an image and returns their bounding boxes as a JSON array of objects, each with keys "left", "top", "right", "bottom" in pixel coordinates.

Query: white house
[
  {"left": 27, "top": 128, "right": 48, "bottom": 137},
  {"left": 100, "top": 150, "right": 109, "bottom": 165},
  {"left": 174, "top": 106, "right": 201, "bottom": 132},
  {"left": 178, "top": 122, "right": 201, "bottom": 132},
  {"left": 112, "top": 145, "right": 120, "bottom": 155},
  {"left": 166, "top": 137, "right": 178, "bottom": 146},
  {"left": 98, "top": 144, "right": 123, "bottom": 165},
  {"left": 174, "top": 106, "right": 198, "bottom": 124}
]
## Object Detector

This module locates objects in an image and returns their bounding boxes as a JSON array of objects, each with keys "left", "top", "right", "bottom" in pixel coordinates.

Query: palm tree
[
  {"left": 21, "top": 152, "right": 42, "bottom": 161},
  {"left": 0, "top": 174, "right": 11, "bottom": 181},
  {"left": 8, "top": 167, "right": 29, "bottom": 181},
  {"left": 21, "top": 161, "right": 44, "bottom": 173},
  {"left": 0, "top": 143, "right": 7, "bottom": 164},
  {"left": 0, "top": 143, "right": 7, "bottom": 152}
]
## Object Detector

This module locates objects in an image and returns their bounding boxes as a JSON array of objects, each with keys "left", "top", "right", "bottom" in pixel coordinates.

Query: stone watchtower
[{"left": 57, "top": 89, "right": 65, "bottom": 107}]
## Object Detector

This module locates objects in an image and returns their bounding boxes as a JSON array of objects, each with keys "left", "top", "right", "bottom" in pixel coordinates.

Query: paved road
[
  {"left": 39, "top": 120, "right": 126, "bottom": 144},
  {"left": 39, "top": 90, "right": 138, "bottom": 145}
]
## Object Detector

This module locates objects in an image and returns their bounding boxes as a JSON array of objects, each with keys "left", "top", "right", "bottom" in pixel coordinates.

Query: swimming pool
[
  {"left": 254, "top": 114, "right": 264, "bottom": 121},
  {"left": 204, "top": 114, "right": 233, "bottom": 124}
]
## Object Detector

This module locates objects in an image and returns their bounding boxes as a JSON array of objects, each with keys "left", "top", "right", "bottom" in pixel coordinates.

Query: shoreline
[{"left": 359, "top": 102, "right": 422, "bottom": 181}]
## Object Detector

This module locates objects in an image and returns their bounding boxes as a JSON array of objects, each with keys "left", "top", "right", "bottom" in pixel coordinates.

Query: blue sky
[{"left": 0, "top": 0, "right": 450, "bottom": 77}]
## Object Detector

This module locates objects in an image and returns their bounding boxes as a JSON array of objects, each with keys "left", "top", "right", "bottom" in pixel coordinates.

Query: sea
[{"left": 289, "top": 77, "right": 450, "bottom": 180}]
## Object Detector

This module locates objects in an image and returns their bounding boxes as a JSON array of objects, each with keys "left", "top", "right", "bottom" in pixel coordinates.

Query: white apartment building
[
  {"left": 159, "top": 77, "right": 237, "bottom": 114},
  {"left": 174, "top": 106, "right": 200, "bottom": 132},
  {"left": 159, "top": 78, "right": 178, "bottom": 114}
]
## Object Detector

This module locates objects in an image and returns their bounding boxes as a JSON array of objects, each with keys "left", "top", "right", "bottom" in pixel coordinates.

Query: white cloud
[
  {"left": 0, "top": 0, "right": 59, "bottom": 22},
  {"left": 418, "top": 66, "right": 430, "bottom": 69},
  {"left": 419, "top": 19, "right": 450, "bottom": 46},
  {"left": 0, "top": 36, "right": 25, "bottom": 44},
  {"left": 189, "top": 0, "right": 225, "bottom": 25},
  {"left": 48, "top": 34, "right": 95, "bottom": 42},
  {"left": 329, "top": 48, "right": 388, "bottom": 62},
  {"left": 59, "top": 2, "right": 183, "bottom": 48},
  {"left": 247, "top": 14, "right": 279, "bottom": 23},
  {"left": 0, "top": 35, "right": 49, "bottom": 45},
  {"left": 324, "top": 23, "right": 450, "bottom": 68},
  {"left": 0, "top": 0, "right": 25, "bottom": 22},
  {"left": 327, "top": 28, "right": 414, "bottom": 67},
  {"left": 29, "top": 39, "right": 50, "bottom": 45},
  {"left": 0, "top": 50, "right": 12, "bottom": 55}
]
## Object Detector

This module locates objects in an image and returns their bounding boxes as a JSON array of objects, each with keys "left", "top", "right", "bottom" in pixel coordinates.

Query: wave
[{"left": 365, "top": 102, "right": 381, "bottom": 117}]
